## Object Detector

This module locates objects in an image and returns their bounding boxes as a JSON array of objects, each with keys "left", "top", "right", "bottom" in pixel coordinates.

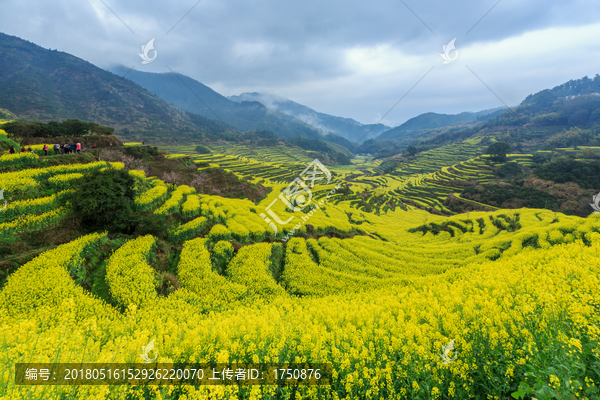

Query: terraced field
[
  {"left": 161, "top": 143, "right": 315, "bottom": 163},
  {"left": 341, "top": 144, "right": 535, "bottom": 214},
  {"left": 160, "top": 144, "right": 324, "bottom": 183},
  {"left": 158, "top": 142, "right": 544, "bottom": 215},
  {"left": 2, "top": 143, "right": 599, "bottom": 399},
  {"left": 393, "top": 143, "right": 487, "bottom": 175}
]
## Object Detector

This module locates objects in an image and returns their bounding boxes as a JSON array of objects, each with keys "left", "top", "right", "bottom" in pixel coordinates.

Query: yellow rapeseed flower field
[
  {"left": 106, "top": 235, "right": 157, "bottom": 309},
  {"left": 0, "top": 226, "right": 598, "bottom": 399},
  {"left": 1, "top": 153, "right": 599, "bottom": 399}
]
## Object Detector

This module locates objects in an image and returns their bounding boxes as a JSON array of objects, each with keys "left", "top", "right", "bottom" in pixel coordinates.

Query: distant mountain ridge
[
  {"left": 361, "top": 74, "right": 600, "bottom": 158},
  {"left": 521, "top": 74, "right": 600, "bottom": 106},
  {"left": 111, "top": 67, "right": 355, "bottom": 150},
  {"left": 6, "top": 30, "right": 596, "bottom": 155},
  {"left": 229, "top": 92, "right": 390, "bottom": 143},
  {"left": 375, "top": 108, "right": 505, "bottom": 141},
  {"left": 0, "top": 32, "right": 226, "bottom": 144}
]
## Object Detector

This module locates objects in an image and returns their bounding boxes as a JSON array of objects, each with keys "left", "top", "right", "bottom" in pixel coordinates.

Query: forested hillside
[{"left": 0, "top": 33, "right": 227, "bottom": 143}]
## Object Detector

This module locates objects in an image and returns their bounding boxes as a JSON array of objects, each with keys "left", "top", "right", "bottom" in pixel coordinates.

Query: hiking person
[
  {"left": 53, "top": 144, "right": 59, "bottom": 154},
  {"left": 8, "top": 146, "right": 15, "bottom": 154},
  {"left": 20, "top": 146, "right": 25, "bottom": 153},
  {"left": 76, "top": 143, "right": 81, "bottom": 153},
  {"left": 28, "top": 146, "right": 33, "bottom": 153},
  {"left": 43, "top": 145, "right": 48, "bottom": 156},
  {"left": 60, "top": 144, "right": 65, "bottom": 155}
]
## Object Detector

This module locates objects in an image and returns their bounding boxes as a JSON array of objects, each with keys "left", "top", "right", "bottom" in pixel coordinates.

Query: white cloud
[
  {"left": 2, "top": 0, "right": 600, "bottom": 127},
  {"left": 244, "top": 21, "right": 600, "bottom": 125}
]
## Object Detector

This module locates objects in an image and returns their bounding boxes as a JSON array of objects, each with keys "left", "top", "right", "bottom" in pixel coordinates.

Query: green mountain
[
  {"left": 521, "top": 75, "right": 600, "bottom": 106},
  {"left": 359, "top": 75, "right": 600, "bottom": 158},
  {"left": 111, "top": 67, "right": 356, "bottom": 150},
  {"left": 375, "top": 109, "right": 504, "bottom": 141},
  {"left": 426, "top": 75, "right": 600, "bottom": 151},
  {"left": 0, "top": 32, "right": 227, "bottom": 144},
  {"left": 481, "top": 75, "right": 600, "bottom": 131}
]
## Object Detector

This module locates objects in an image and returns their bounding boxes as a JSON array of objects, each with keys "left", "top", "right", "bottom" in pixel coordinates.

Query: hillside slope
[{"left": 0, "top": 32, "right": 226, "bottom": 143}]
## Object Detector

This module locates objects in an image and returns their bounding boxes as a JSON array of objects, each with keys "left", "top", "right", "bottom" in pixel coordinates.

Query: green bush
[
  {"left": 487, "top": 142, "right": 512, "bottom": 162},
  {"left": 496, "top": 162, "right": 523, "bottom": 178},
  {"left": 534, "top": 158, "right": 600, "bottom": 189},
  {"left": 71, "top": 167, "right": 138, "bottom": 233},
  {"left": 532, "top": 152, "right": 552, "bottom": 164},
  {"left": 123, "top": 145, "right": 158, "bottom": 158},
  {"left": 134, "top": 213, "right": 170, "bottom": 239},
  {"left": 195, "top": 144, "right": 211, "bottom": 154}
]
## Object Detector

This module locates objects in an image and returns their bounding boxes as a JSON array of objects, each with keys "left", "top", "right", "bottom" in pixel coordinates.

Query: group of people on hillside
[
  {"left": 53, "top": 143, "right": 82, "bottom": 155},
  {"left": 7, "top": 143, "right": 82, "bottom": 156},
  {"left": 6, "top": 141, "right": 129, "bottom": 156},
  {"left": 8, "top": 145, "right": 34, "bottom": 154}
]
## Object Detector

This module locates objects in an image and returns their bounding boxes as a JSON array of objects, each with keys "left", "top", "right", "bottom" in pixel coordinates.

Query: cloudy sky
[{"left": 3, "top": 0, "right": 600, "bottom": 127}]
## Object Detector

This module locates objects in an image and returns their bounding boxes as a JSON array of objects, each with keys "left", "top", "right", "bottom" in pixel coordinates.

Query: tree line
[{"left": 2, "top": 119, "right": 114, "bottom": 138}]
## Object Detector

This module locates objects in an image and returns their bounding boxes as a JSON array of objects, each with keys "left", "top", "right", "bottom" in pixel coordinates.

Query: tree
[
  {"left": 89, "top": 122, "right": 115, "bottom": 135},
  {"left": 71, "top": 167, "right": 138, "bottom": 233},
  {"left": 62, "top": 119, "right": 90, "bottom": 136},
  {"left": 495, "top": 162, "right": 522, "bottom": 178},
  {"left": 195, "top": 144, "right": 211, "bottom": 154},
  {"left": 162, "top": 171, "right": 180, "bottom": 190},
  {"left": 2, "top": 119, "right": 114, "bottom": 138},
  {"left": 406, "top": 146, "right": 418, "bottom": 156},
  {"left": 486, "top": 142, "right": 512, "bottom": 162}
]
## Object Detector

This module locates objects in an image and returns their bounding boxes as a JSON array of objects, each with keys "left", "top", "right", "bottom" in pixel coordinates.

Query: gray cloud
[{"left": 2, "top": 0, "right": 600, "bottom": 126}]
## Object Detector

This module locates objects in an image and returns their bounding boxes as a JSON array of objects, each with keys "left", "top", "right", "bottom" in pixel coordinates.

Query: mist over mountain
[
  {"left": 229, "top": 92, "right": 390, "bottom": 143},
  {"left": 111, "top": 67, "right": 355, "bottom": 149}
]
